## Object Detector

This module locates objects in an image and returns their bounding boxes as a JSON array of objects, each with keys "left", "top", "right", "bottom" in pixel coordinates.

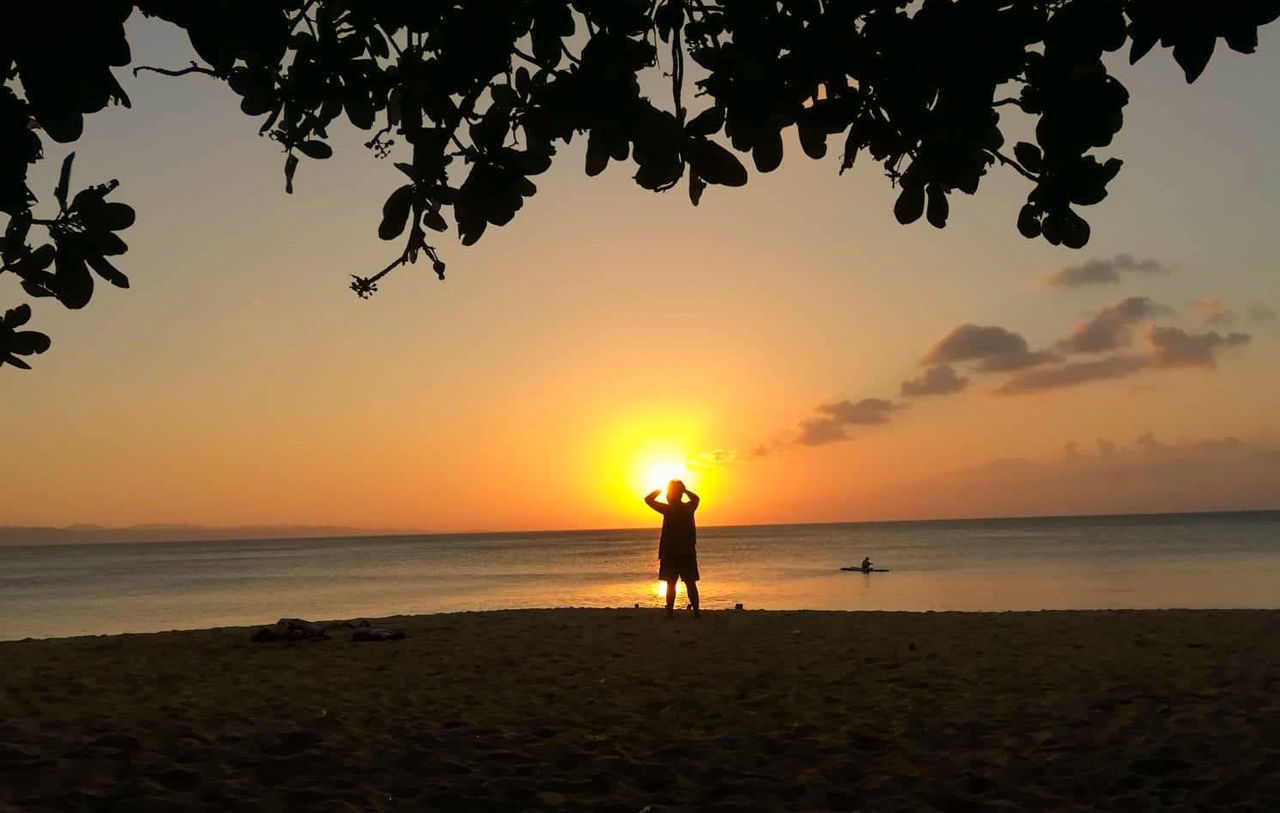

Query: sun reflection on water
[{"left": 656, "top": 579, "right": 682, "bottom": 599}]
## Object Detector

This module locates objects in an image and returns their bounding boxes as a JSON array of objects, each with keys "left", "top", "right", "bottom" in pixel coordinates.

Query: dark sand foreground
[{"left": 2, "top": 609, "right": 1279, "bottom": 812}]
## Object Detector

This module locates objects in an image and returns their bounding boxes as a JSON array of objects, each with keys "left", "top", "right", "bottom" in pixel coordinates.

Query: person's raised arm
[
  {"left": 685, "top": 490, "right": 700, "bottom": 510},
  {"left": 644, "top": 490, "right": 667, "bottom": 514}
]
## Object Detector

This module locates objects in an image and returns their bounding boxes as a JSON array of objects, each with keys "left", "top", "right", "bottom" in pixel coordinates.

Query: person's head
[{"left": 666, "top": 479, "right": 686, "bottom": 502}]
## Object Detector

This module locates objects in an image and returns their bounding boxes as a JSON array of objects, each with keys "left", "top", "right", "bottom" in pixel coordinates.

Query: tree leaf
[
  {"left": 297, "top": 140, "right": 333, "bottom": 159},
  {"left": 96, "top": 202, "right": 136, "bottom": 232},
  {"left": 2, "top": 304, "right": 32, "bottom": 328},
  {"left": 86, "top": 253, "right": 130, "bottom": 288},
  {"left": 685, "top": 138, "right": 747, "bottom": 186},
  {"left": 1060, "top": 209, "right": 1090, "bottom": 249},
  {"left": 29, "top": 244, "right": 56, "bottom": 270},
  {"left": 1173, "top": 36, "right": 1216, "bottom": 83},
  {"left": 9, "top": 330, "right": 52, "bottom": 355},
  {"left": 422, "top": 209, "right": 448, "bottom": 232},
  {"left": 797, "top": 121, "right": 827, "bottom": 160},
  {"left": 55, "top": 152, "right": 75, "bottom": 211},
  {"left": 1012, "top": 142, "right": 1042, "bottom": 174},
  {"left": 284, "top": 153, "right": 299, "bottom": 194},
  {"left": 54, "top": 247, "right": 93, "bottom": 309},
  {"left": 893, "top": 184, "right": 925, "bottom": 225},
  {"left": 585, "top": 129, "right": 609, "bottom": 177},
  {"left": 378, "top": 185, "right": 414, "bottom": 240},
  {"left": 1225, "top": 27, "right": 1259, "bottom": 54},
  {"left": 752, "top": 130, "right": 783, "bottom": 173},
  {"left": 457, "top": 207, "right": 487, "bottom": 246},
  {"left": 925, "top": 185, "right": 949, "bottom": 229},
  {"left": 685, "top": 105, "right": 724, "bottom": 138},
  {"left": 89, "top": 232, "right": 128, "bottom": 257},
  {"left": 2, "top": 215, "right": 31, "bottom": 264},
  {"left": 689, "top": 172, "right": 705, "bottom": 206},
  {"left": 1129, "top": 30, "right": 1158, "bottom": 64},
  {"left": 344, "top": 95, "right": 375, "bottom": 130}
]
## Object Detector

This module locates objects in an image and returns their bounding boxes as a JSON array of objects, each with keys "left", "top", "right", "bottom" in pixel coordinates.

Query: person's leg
[
  {"left": 665, "top": 578, "right": 677, "bottom": 617},
  {"left": 686, "top": 579, "right": 700, "bottom": 617}
]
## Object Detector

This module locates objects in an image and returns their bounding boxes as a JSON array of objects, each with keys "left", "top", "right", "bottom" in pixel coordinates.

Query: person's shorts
[{"left": 658, "top": 556, "right": 699, "bottom": 583}]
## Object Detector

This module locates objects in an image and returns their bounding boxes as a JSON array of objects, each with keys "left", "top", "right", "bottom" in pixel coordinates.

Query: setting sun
[{"left": 641, "top": 459, "right": 693, "bottom": 494}]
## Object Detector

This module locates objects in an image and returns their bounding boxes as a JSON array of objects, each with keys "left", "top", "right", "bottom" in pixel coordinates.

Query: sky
[{"left": 2, "top": 15, "right": 1279, "bottom": 533}]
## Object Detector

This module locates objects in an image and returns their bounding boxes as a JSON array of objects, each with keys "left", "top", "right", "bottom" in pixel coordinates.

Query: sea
[{"left": 1, "top": 511, "right": 1278, "bottom": 641}]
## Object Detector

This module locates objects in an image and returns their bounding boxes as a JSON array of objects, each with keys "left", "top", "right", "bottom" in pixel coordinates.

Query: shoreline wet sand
[{"left": 2, "top": 609, "right": 1278, "bottom": 811}]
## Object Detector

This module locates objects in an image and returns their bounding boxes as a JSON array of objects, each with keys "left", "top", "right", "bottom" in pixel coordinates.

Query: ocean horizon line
[{"left": 3, "top": 506, "right": 1278, "bottom": 547}]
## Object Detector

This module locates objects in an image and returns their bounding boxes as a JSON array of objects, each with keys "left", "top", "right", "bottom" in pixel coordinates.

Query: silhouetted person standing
[{"left": 645, "top": 480, "right": 701, "bottom": 618}]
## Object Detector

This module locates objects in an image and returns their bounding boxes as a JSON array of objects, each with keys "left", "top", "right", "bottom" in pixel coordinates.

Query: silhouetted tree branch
[
  {"left": 131, "top": 61, "right": 219, "bottom": 79},
  {"left": 2, "top": 0, "right": 1278, "bottom": 370}
]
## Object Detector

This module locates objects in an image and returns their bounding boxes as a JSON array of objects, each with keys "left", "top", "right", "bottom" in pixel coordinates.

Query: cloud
[
  {"left": 1146, "top": 326, "right": 1251, "bottom": 368},
  {"left": 1055, "top": 296, "right": 1171, "bottom": 354},
  {"left": 872, "top": 434, "right": 1280, "bottom": 520},
  {"left": 995, "top": 355, "right": 1148, "bottom": 395},
  {"left": 900, "top": 365, "right": 968, "bottom": 397},
  {"left": 922, "top": 323, "right": 1053, "bottom": 371},
  {"left": 1247, "top": 303, "right": 1276, "bottom": 322},
  {"left": 687, "top": 449, "right": 741, "bottom": 471},
  {"left": 996, "top": 325, "right": 1252, "bottom": 392},
  {"left": 1189, "top": 297, "right": 1236, "bottom": 326},
  {"left": 1042, "top": 254, "right": 1168, "bottom": 288},
  {"left": 798, "top": 419, "right": 850, "bottom": 446},
  {"left": 797, "top": 398, "right": 904, "bottom": 446}
]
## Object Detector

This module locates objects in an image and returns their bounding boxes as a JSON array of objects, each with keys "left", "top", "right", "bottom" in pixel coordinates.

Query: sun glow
[
  {"left": 656, "top": 579, "right": 682, "bottom": 599},
  {"left": 641, "top": 459, "right": 693, "bottom": 494}
]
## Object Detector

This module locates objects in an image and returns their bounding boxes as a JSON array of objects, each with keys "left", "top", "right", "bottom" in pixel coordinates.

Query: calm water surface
[{"left": 2, "top": 511, "right": 1277, "bottom": 639}]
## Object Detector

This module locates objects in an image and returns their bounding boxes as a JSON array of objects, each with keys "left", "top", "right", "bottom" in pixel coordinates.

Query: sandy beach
[{"left": 2, "top": 609, "right": 1278, "bottom": 812}]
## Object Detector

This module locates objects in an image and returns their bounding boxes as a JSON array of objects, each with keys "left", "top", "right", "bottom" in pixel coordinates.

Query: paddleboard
[{"left": 840, "top": 567, "right": 890, "bottom": 572}]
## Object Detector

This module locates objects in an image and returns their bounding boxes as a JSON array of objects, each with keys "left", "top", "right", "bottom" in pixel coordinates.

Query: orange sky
[{"left": 2, "top": 17, "right": 1279, "bottom": 532}]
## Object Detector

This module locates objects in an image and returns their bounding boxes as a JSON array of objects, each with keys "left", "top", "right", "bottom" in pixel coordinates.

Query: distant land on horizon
[
  {"left": 2, "top": 508, "right": 1277, "bottom": 546},
  {"left": 0, "top": 524, "right": 422, "bottom": 547}
]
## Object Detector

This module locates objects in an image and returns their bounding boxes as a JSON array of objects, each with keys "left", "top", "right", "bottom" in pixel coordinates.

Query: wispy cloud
[
  {"left": 900, "top": 365, "right": 968, "bottom": 397},
  {"left": 1247, "top": 303, "right": 1276, "bottom": 322},
  {"left": 1189, "top": 297, "right": 1237, "bottom": 326},
  {"left": 1055, "top": 296, "right": 1171, "bottom": 354},
  {"left": 686, "top": 449, "right": 742, "bottom": 472},
  {"left": 753, "top": 277, "right": 1261, "bottom": 456},
  {"left": 922, "top": 323, "right": 1053, "bottom": 371},
  {"left": 995, "top": 355, "right": 1147, "bottom": 395},
  {"left": 797, "top": 398, "right": 904, "bottom": 446},
  {"left": 996, "top": 326, "right": 1252, "bottom": 393},
  {"left": 1146, "top": 326, "right": 1251, "bottom": 368},
  {"left": 882, "top": 434, "right": 1280, "bottom": 518},
  {"left": 1042, "top": 254, "right": 1168, "bottom": 288}
]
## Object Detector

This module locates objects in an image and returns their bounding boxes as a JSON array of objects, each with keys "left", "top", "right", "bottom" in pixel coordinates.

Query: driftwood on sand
[
  {"left": 251, "top": 618, "right": 406, "bottom": 643},
  {"left": 350, "top": 620, "right": 406, "bottom": 642},
  {"left": 250, "top": 618, "right": 332, "bottom": 642}
]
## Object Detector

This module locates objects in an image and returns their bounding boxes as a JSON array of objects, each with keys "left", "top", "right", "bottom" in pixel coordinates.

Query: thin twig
[
  {"left": 132, "top": 62, "right": 219, "bottom": 79},
  {"left": 667, "top": 3, "right": 686, "bottom": 124},
  {"left": 512, "top": 46, "right": 566, "bottom": 77},
  {"left": 379, "top": 24, "right": 403, "bottom": 56},
  {"left": 988, "top": 148, "right": 1039, "bottom": 181},
  {"left": 368, "top": 253, "right": 408, "bottom": 284}
]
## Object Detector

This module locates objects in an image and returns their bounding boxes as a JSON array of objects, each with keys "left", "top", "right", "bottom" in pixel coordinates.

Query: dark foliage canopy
[{"left": 2, "top": 0, "right": 1277, "bottom": 369}]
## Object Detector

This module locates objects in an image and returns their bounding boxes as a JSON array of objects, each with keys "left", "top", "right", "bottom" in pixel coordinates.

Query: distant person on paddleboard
[
  {"left": 861, "top": 556, "right": 873, "bottom": 572},
  {"left": 645, "top": 480, "right": 701, "bottom": 618}
]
